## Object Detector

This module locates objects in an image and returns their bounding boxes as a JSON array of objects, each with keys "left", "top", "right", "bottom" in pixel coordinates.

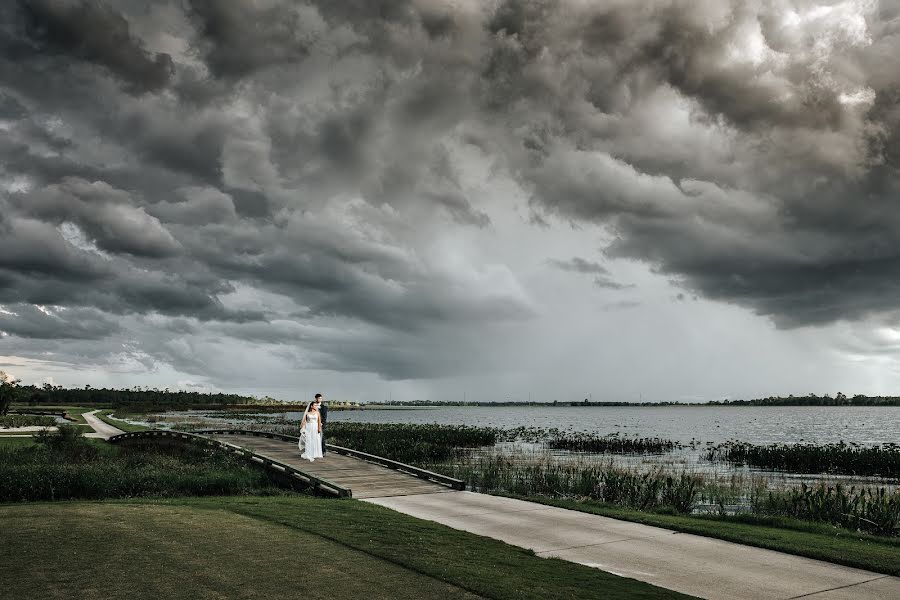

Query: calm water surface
[{"left": 325, "top": 406, "right": 900, "bottom": 446}]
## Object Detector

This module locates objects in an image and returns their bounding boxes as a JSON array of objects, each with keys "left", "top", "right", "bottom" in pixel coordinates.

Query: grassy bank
[
  {"left": 0, "top": 497, "right": 695, "bottom": 600},
  {"left": 0, "top": 427, "right": 294, "bottom": 502},
  {"left": 499, "top": 494, "right": 900, "bottom": 576},
  {"left": 97, "top": 410, "right": 150, "bottom": 432}
]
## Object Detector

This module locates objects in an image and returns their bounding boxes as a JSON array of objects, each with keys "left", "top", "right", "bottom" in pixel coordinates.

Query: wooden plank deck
[{"left": 207, "top": 433, "right": 457, "bottom": 499}]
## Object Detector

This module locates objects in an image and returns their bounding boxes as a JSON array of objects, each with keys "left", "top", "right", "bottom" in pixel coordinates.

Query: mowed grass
[
  {"left": 502, "top": 494, "right": 900, "bottom": 576},
  {"left": 0, "top": 497, "right": 696, "bottom": 600}
]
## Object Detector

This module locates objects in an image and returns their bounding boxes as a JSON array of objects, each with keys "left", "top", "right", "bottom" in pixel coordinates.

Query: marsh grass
[
  {"left": 424, "top": 450, "right": 900, "bottom": 535},
  {"left": 0, "top": 425, "right": 296, "bottom": 502},
  {"left": 704, "top": 441, "right": 900, "bottom": 478},
  {"left": 758, "top": 483, "right": 899, "bottom": 535},
  {"left": 431, "top": 452, "right": 702, "bottom": 513},
  {"left": 549, "top": 431, "right": 680, "bottom": 454}
]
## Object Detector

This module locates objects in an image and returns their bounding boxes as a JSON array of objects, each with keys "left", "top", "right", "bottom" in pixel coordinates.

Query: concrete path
[
  {"left": 82, "top": 410, "right": 124, "bottom": 439},
  {"left": 364, "top": 491, "right": 900, "bottom": 600}
]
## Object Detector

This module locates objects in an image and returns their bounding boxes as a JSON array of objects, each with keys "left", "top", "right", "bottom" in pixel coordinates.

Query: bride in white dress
[{"left": 300, "top": 402, "right": 323, "bottom": 461}]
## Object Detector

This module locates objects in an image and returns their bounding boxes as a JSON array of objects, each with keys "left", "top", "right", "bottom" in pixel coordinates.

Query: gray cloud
[
  {"left": 1, "top": 0, "right": 900, "bottom": 388},
  {"left": 18, "top": 0, "right": 173, "bottom": 93},
  {"left": 550, "top": 257, "right": 633, "bottom": 290}
]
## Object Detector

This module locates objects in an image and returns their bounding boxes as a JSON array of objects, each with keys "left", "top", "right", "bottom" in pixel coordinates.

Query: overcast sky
[{"left": 2, "top": 0, "right": 900, "bottom": 402}]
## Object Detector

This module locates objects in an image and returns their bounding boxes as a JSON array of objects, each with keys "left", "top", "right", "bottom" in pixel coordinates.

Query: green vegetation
[
  {"left": 0, "top": 425, "right": 294, "bottom": 502},
  {"left": 549, "top": 432, "right": 680, "bottom": 454},
  {"left": 758, "top": 483, "right": 899, "bottom": 535},
  {"left": 324, "top": 422, "right": 504, "bottom": 463},
  {"left": 0, "top": 436, "right": 37, "bottom": 449},
  {"left": 0, "top": 372, "right": 15, "bottom": 414},
  {"left": 500, "top": 494, "right": 900, "bottom": 576},
  {"left": 704, "top": 441, "right": 900, "bottom": 477},
  {"left": 0, "top": 498, "right": 694, "bottom": 600},
  {"left": 432, "top": 453, "right": 900, "bottom": 536},
  {"left": 437, "top": 454, "right": 703, "bottom": 514},
  {"left": 97, "top": 410, "right": 150, "bottom": 432},
  {"left": 0, "top": 414, "right": 56, "bottom": 428},
  {"left": 6, "top": 382, "right": 258, "bottom": 410},
  {"left": 221, "top": 496, "right": 694, "bottom": 600}
]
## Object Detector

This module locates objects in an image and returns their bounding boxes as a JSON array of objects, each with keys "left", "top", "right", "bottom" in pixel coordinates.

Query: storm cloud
[{"left": 1, "top": 0, "right": 899, "bottom": 396}]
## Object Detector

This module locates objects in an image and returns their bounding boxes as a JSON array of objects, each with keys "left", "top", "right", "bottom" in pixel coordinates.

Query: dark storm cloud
[
  {"left": 11, "top": 178, "right": 182, "bottom": 258},
  {"left": 17, "top": 0, "right": 173, "bottom": 93},
  {"left": 185, "top": 0, "right": 312, "bottom": 78},
  {"left": 0, "top": 304, "right": 119, "bottom": 340},
  {"left": 2, "top": 0, "right": 900, "bottom": 382}
]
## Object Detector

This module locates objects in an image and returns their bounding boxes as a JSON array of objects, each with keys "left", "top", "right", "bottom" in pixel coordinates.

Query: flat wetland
[{"left": 132, "top": 405, "right": 900, "bottom": 503}]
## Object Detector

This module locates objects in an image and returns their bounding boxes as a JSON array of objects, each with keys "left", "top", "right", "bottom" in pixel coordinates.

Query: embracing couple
[{"left": 298, "top": 393, "right": 328, "bottom": 461}]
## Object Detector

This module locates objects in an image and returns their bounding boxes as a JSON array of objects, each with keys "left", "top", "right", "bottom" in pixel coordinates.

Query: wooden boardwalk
[
  {"left": 207, "top": 433, "right": 458, "bottom": 499},
  {"left": 110, "top": 429, "right": 463, "bottom": 498}
]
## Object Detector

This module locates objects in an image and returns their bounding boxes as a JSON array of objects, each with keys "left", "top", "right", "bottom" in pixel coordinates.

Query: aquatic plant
[
  {"left": 704, "top": 441, "right": 900, "bottom": 478},
  {"left": 756, "top": 483, "right": 900, "bottom": 536},
  {"left": 432, "top": 453, "right": 703, "bottom": 514},
  {"left": 548, "top": 432, "right": 679, "bottom": 454}
]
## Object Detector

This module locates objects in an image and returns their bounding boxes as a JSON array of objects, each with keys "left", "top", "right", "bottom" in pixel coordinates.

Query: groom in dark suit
[{"left": 314, "top": 393, "right": 327, "bottom": 456}]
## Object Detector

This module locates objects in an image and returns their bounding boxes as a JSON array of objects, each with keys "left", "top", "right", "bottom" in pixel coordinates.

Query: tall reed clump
[
  {"left": 438, "top": 454, "right": 702, "bottom": 513},
  {"left": 0, "top": 425, "right": 295, "bottom": 502},
  {"left": 548, "top": 432, "right": 679, "bottom": 454},
  {"left": 756, "top": 483, "right": 900, "bottom": 535},
  {"left": 326, "top": 423, "right": 502, "bottom": 463},
  {"left": 704, "top": 441, "right": 900, "bottom": 477}
]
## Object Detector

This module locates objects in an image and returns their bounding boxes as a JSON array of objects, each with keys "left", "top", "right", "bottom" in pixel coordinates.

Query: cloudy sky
[{"left": 2, "top": 0, "right": 900, "bottom": 402}]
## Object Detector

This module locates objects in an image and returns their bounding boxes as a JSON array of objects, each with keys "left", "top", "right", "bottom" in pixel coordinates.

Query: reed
[
  {"left": 432, "top": 453, "right": 703, "bottom": 513},
  {"left": 757, "top": 483, "right": 900, "bottom": 536},
  {"left": 548, "top": 432, "right": 679, "bottom": 454},
  {"left": 704, "top": 441, "right": 900, "bottom": 478}
]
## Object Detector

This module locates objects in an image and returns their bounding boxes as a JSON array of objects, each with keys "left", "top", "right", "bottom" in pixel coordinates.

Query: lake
[{"left": 321, "top": 405, "right": 899, "bottom": 446}]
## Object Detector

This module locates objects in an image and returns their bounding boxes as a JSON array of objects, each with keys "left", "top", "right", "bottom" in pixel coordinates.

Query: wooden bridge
[{"left": 108, "top": 429, "right": 465, "bottom": 499}]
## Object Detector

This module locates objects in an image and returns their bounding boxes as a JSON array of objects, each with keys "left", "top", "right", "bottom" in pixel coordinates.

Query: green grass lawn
[
  {"left": 0, "top": 436, "right": 37, "bottom": 448},
  {"left": 500, "top": 494, "right": 900, "bottom": 576},
  {"left": 0, "top": 497, "right": 696, "bottom": 600}
]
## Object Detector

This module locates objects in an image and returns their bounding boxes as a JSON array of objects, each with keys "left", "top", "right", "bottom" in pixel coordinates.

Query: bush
[
  {"left": 0, "top": 428, "right": 298, "bottom": 502},
  {"left": 0, "top": 415, "right": 57, "bottom": 428}
]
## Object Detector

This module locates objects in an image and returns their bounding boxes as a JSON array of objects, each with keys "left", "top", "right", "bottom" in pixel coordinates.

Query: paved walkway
[
  {"left": 364, "top": 491, "right": 900, "bottom": 600},
  {"left": 82, "top": 410, "right": 125, "bottom": 439}
]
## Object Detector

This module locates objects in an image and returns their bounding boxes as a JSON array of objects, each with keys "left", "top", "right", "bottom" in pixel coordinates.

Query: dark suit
[{"left": 318, "top": 402, "right": 328, "bottom": 455}]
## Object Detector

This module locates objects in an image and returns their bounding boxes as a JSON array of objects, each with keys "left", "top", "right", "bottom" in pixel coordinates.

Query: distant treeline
[
  {"left": 6, "top": 384, "right": 259, "bottom": 410},
  {"left": 371, "top": 394, "right": 900, "bottom": 407}
]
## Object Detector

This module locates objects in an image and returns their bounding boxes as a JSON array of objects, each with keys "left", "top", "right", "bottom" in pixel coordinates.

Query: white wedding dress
[{"left": 302, "top": 412, "right": 323, "bottom": 461}]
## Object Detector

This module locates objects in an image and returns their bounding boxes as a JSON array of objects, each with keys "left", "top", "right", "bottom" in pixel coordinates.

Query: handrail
[
  {"left": 108, "top": 429, "right": 351, "bottom": 498},
  {"left": 193, "top": 428, "right": 466, "bottom": 490},
  {"left": 327, "top": 444, "right": 466, "bottom": 490}
]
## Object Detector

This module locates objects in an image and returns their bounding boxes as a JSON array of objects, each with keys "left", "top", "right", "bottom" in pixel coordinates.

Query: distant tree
[{"left": 0, "top": 371, "right": 18, "bottom": 415}]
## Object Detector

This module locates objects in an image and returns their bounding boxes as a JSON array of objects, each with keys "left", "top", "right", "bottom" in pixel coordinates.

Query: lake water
[
  {"left": 150, "top": 405, "right": 899, "bottom": 492},
  {"left": 322, "top": 406, "right": 900, "bottom": 446}
]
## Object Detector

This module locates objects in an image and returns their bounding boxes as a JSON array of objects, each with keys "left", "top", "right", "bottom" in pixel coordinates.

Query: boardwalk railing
[
  {"left": 108, "top": 430, "right": 351, "bottom": 497},
  {"left": 194, "top": 429, "right": 466, "bottom": 491}
]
